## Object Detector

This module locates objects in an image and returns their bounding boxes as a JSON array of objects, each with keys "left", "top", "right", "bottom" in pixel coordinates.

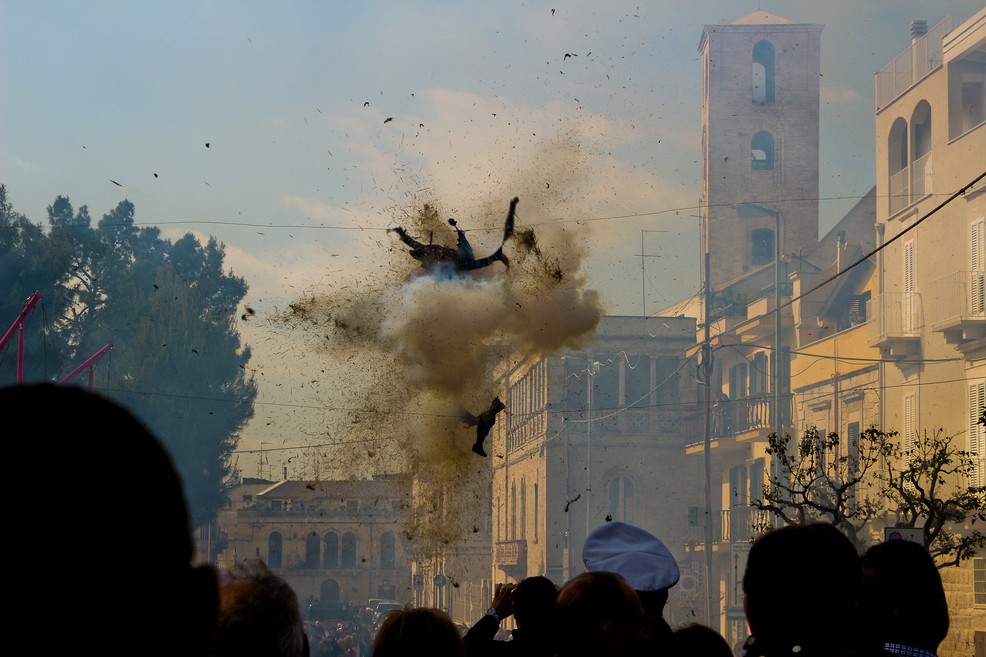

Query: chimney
[{"left": 911, "top": 19, "right": 928, "bottom": 45}]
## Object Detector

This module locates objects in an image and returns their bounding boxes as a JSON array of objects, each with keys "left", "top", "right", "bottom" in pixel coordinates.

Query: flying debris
[
  {"left": 384, "top": 117, "right": 393, "bottom": 123},
  {"left": 462, "top": 397, "right": 506, "bottom": 457},
  {"left": 110, "top": 180, "right": 125, "bottom": 188},
  {"left": 389, "top": 197, "right": 518, "bottom": 272},
  {"left": 364, "top": 101, "right": 369, "bottom": 107},
  {"left": 205, "top": 142, "right": 210, "bottom": 148}
]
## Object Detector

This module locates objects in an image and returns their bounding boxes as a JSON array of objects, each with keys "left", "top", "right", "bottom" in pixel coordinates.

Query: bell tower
[{"left": 699, "top": 11, "right": 823, "bottom": 290}]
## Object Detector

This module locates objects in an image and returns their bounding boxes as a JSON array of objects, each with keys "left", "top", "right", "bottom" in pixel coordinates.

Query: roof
[
  {"left": 257, "top": 478, "right": 409, "bottom": 503},
  {"left": 731, "top": 11, "right": 793, "bottom": 25}
]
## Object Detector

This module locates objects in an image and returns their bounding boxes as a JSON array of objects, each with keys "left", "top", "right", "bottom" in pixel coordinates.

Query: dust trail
[{"left": 278, "top": 187, "right": 603, "bottom": 554}]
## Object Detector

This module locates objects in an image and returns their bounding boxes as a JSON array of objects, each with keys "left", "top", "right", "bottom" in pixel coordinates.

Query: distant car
[{"left": 372, "top": 601, "right": 405, "bottom": 628}]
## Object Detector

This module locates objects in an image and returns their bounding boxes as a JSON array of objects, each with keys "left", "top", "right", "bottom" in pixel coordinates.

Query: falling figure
[
  {"left": 462, "top": 397, "right": 505, "bottom": 457},
  {"left": 389, "top": 197, "right": 518, "bottom": 273}
]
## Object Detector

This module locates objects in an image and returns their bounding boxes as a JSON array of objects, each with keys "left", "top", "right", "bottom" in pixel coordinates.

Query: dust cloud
[{"left": 277, "top": 151, "right": 604, "bottom": 553}]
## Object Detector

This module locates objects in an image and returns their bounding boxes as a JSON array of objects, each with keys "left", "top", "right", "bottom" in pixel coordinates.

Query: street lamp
[{"left": 733, "top": 202, "right": 784, "bottom": 446}]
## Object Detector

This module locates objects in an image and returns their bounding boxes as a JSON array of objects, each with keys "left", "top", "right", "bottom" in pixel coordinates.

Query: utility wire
[{"left": 777, "top": 170, "right": 986, "bottom": 314}]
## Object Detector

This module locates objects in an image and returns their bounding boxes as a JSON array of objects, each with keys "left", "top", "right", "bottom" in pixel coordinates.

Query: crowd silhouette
[{"left": 5, "top": 383, "right": 951, "bottom": 657}]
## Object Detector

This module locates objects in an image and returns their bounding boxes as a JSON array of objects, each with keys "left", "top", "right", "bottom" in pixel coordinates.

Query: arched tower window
[
  {"left": 305, "top": 531, "right": 320, "bottom": 569},
  {"left": 752, "top": 41, "right": 776, "bottom": 103},
  {"left": 267, "top": 532, "right": 283, "bottom": 569},
  {"left": 323, "top": 531, "right": 339, "bottom": 569},
  {"left": 751, "top": 228, "right": 775, "bottom": 266},
  {"left": 888, "top": 117, "right": 909, "bottom": 214},
  {"left": 380, "top": 532, "right": 396, "bottom": 570},
  {"left": 911, "top": 101, "right": 932, "bottom": 199},
  {"left": 751, "top": 131, "right": 774, "bottom": 170},
  {"left": 341, "top": 531, "right": 357, "bottom": 568}
]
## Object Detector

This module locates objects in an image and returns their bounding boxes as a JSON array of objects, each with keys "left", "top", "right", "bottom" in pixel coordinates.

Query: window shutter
[
  {"left": 972, "top": 219, "right": 985, "bottom": 315},
  {"left": 971, "top": 381, "right": 986, "bottom": 487}
]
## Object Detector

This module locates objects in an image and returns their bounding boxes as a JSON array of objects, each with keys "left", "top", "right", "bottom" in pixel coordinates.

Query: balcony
[
  {"left": 931, "top": 270, "right": 986, "bottom": 347},
  {"left": 876, "top": 17, "right": 953, "bottom": 111},
  {"left": 495, "top": 539, "right": 527, "bottom": 567},
  {"left": 720, "top": 507, "right": 771, "bottom": 543},
  {"left": 683, "top": 394, "right": 793, "bottom": 454},
  {"left": 495, "top": 539, "right": 528, "bottom": 579},
  {"left": 889, "top": 167, "right": 908, "bottom": 216},
  {"left": 868, "top": 292, "right": 922, "bottom": 357}
]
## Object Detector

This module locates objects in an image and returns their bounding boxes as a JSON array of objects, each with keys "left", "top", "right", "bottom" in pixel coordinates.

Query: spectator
[
  {"left": 2, "top": 383, "right": 218, "bottom": 657},
  {"left": 668, "top": 623, "right": 732, "bottom": 657},
  {"left": 742, "top": 523, "right": 865, "bottom": 657},
  {"left": 553, "top": 571, "right": 649, "bottom": 657},
  {"left": 582, "top": 521, "right": 680, "bottom": 653},
  {"left": 463, "top": 576, "right": 558, "bottom": 657},
  {"left": 212, "top": 558, "right": 309, "bottom": 657},
  {"left": 858, "top": 539, "right": 949, "bottom": 657},
  {"left": 372, "top": 607, "right": 465, "bottom": 657}
]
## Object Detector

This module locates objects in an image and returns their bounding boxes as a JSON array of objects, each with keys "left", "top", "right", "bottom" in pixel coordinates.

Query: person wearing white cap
[{"left": 582, "top": 521, "right": 680, "bottom": 653}]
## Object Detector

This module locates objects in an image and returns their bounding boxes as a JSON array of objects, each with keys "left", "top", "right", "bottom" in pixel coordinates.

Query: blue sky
[{"left": 2, "top": 0, "right": 982, "bottom": 460}]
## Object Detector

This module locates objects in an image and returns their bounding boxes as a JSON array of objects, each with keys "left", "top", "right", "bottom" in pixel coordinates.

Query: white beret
[{"left": 582, "top": 521, "right": 680, "bottom": 592}]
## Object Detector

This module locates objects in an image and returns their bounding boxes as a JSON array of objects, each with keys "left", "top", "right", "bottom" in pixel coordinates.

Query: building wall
[
  {"left": 492, "top": 316, "right": 702, "bottom": 610},
  {"left": 216, "top": 479, "right": 415, "bottom": 610},
  {"left": 872, "top": 12, "right": 986, "bottom": 657}
]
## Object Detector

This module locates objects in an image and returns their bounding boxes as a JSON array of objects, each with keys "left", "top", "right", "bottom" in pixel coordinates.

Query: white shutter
[
  {"left": 903, "top": 240, "right": 916, "bottom": 332},
  {"left": 971, "top": 381, "right": 986, "bottom": 487},
  {"left": 972, "top": 219, "right": 985, "bottom": 315},
  {"left": 903, "top": 392, "right": 918, "bottom": 453}
]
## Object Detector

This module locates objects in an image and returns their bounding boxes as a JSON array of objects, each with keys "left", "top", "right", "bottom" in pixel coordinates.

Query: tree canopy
[
  {"left": 753, "top": 424, "right": 986, "bottom": 567},
  {"left": 0, "top": 185, "right": 256, "bottom": 527}
]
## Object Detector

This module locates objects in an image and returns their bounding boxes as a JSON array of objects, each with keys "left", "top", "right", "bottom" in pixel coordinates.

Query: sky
[{"left": 2, "top": 0, "right": 983, "bottom": 471}]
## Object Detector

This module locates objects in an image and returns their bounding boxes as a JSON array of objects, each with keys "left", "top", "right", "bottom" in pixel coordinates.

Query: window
[
  {"left": 752, "top": 40, "right": 775, "bottom": 103},
  {"left": 608, "top": 476, "right": 635, "bottom": 522},
  {"left": 624, "top": 355, "right": 650, "bottom": 406},
  {"left": 751, "top": 228, "right": 774, "bottom": 266},
  {"left": 903, "top": 392, "right": 918, "bottom": 453},
  {"left": 972, "top": 219, "right": 985, "bottom": 315},
  {"left": 814, "top": 427, "right": 827, "bottom": 476},
  {"left": 653, "top": 356, "right": 681, "bottom": 404},
  {"left": 971, "top": 381, "right": 985, "bottom": 487},
  {"left": 380, "top": 532, "right": 396, "bottom": 570},
  {"left": 324, "top": 532, "right": 339, "bottom": 568},
  {"left": 533, "top": 482, "right": 539, "bottom": 544},
  {"left": 888, "top": 117, "right": 909, "bottom": 214},
  {"left": 910, "top": 102, "right": 932, "bottom": 199},
  {"left": 847, "top": 422, "right": 861, "bottom": 474},
  {"left": 341, "top": 531, "right": 357, "bottom": 568},
  {"left": 751, "top": 131, "right": 774, "bottom": 170},
  {"left": 520, "top": 479, "right": 527, "bottom": 539},
  {"left": 948, "top": 39, "right": 986, "bottom": 138},
  {"left": 975, "top": 557, "right": 986, "bottom": 606},
  {"left": 305, "top": 531, "right": 320, "bottom": 569},
  {"left": 511, "top": 482, "right": 517, "bottom": 540},
  {"left": 729, "top": 362, "right": 748, "bottom": 400},
  {"left": 268, "top": 532, "right": 283, "bottom": 569},
  {"left": 904, "top": 239, "right": 916, "bottom": 333},
  {"left": 750, "top": 352, "right": 768, "bottom": 395}
]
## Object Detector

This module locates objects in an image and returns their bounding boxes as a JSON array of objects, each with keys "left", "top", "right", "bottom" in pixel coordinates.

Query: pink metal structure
[
  {"left": 1, "top": 291, "right": 114, "bottom": 391},
  {"left": 58, "top": 342, "right": 114, "bottom": 391},
  {"left": 0, "top": 291, "right": 43, "bottom": 384}
]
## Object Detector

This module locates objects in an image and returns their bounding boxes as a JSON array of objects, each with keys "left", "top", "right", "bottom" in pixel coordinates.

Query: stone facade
[
  {"left": 699, "top": 11, "right": 822, "bottom": 291},
  {"left": 215, "top": 476, "right": 415, "bottom": 610},
  {"left": 490, "top": 315, "right": 703, "bottom": 626}
]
